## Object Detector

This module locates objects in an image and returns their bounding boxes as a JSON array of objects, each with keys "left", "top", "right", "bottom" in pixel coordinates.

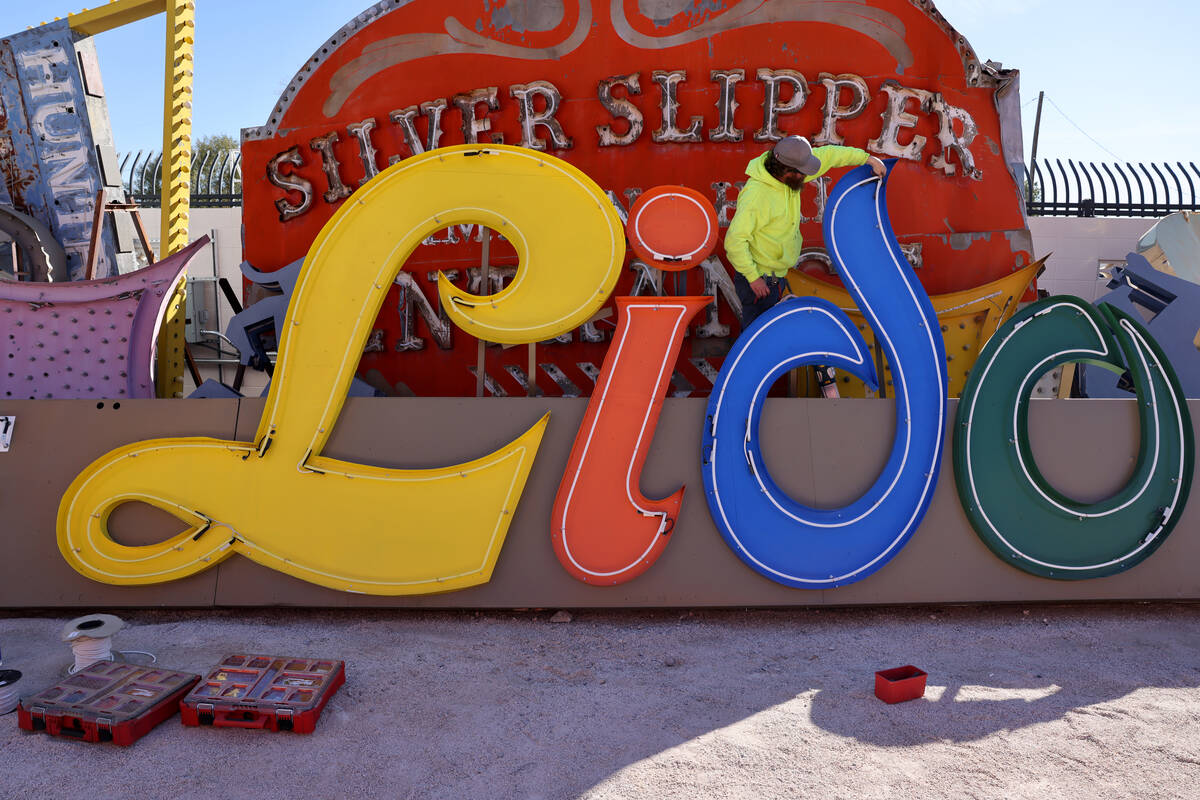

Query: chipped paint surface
[
  {"left": 240, "top": 0, "right": 1033, "bottom": 397},
  {"left": 0, "top": 204, "right": 66, "bottom": 280},
  {"left": 0, "top": 21, "right": 127, "bottom": 280},
  {"left": 949, "top": 231, "right": 991, "bottom": 251}
]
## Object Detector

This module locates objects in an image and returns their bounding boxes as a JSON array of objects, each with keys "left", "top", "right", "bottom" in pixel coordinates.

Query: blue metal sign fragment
[
  {"left": 0, "top": 20, "right": 126, "bottom": 280},
  {"left": 1083, "top": 252, "right": 1200, "bottom": 399}
]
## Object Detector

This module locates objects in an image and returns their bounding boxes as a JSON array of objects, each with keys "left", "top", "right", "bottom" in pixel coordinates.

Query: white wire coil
[
  {"left": 61, "top": 614, "right": 155, "bottom": 675},
  {"left": 69, "top": 636, "right": 115, "bottom": 674},
  {"left": 0, "top": 671, "right": 20, "bottom": 715}
]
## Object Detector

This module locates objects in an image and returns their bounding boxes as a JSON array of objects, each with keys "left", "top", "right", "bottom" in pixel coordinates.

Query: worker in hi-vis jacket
[{"left": 724, "top": 135, "right": 886, "bottom": 330}]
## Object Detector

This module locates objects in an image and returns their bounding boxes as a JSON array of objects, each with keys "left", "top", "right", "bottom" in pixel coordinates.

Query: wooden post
[
  {"left": 130, "top": 207, "right": 156, "bottom": 264},
  {"left": 475, "top": 230, "right": 491, "bottom": 397},
  {"left": 84, "top": 189, "right": 105, "bottom": 280},
  {"left": 1057, "top": 363, "right": 1076, "bottom": 399},
  {"left": 1028, "top": 90, "right": 1044, "bottom": 206},
  {"left": 182, "top": 342, "right": 202, "bottom": 388}
]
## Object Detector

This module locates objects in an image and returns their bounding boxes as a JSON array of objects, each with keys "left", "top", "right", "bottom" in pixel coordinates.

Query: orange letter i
[{"left": 552, "top": 295, "right": 710, "bottom": 585}]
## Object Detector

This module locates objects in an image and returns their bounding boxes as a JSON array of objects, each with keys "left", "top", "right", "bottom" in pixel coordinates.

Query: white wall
[
  {"left": 135, "top": 207, "right": 268, "bottom": 396},
  {"left": 137, "top": 207, "right": 243, "bottom": 286},
  {"left": 1028, "top": 217, "right": 1157, "bottom": 301}
]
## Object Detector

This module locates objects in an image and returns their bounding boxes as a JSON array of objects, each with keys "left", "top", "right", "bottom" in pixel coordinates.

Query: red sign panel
[{"left": 241, "top": 0, "right": 1031, "bottom": 398}]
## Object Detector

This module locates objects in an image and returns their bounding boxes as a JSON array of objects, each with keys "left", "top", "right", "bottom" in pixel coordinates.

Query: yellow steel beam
[
  {"left": 155, "top": 0, "right": 196, "bottom": 396},
  {"left": 67, "top": 0, "right": 167, "bottom": 35},
  {"left": 160, "top": 0, "right": 194, "bottom": 257}
]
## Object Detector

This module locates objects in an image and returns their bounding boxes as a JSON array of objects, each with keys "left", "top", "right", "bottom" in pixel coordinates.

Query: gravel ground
[{"left": 1, "top": 604, "right": 1199, "bottom": 799}]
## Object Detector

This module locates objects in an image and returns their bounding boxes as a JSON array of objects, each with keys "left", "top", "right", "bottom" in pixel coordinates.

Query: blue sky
[{"left": 1, "top": 0, "right": 1196, "bottom": 165}]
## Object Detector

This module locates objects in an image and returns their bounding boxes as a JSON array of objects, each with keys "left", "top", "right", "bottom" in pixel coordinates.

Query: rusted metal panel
[
  {"left": 240, "top": 0, "right": 1034, "bottom": 398},
  {"left": 0, "top": 21, "right": 133, "bottom": 280},
  {"left": 0, "top": 204, "right": 66, "bottom": 280}
]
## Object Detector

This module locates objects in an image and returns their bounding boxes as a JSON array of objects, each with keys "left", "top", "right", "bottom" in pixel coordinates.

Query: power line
[{"left": 1043, "top": 96, "right": 1126, "bottom": 161}]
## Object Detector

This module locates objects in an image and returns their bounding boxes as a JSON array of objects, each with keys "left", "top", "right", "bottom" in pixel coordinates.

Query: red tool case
[
  {"left": 179, "top": 654, "right": 345, "bottom": 734},
  {"left": 17, "top": 661, "right": 200, "bottom": 746}
]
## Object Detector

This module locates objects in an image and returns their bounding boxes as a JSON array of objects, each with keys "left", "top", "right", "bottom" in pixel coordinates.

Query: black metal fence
[
  {"left": 120, "top": 149, "right": 242, "bottom": 207},
  {"left": 118, "top": 149, "right": 1197, "bottom": 218},
  {"left": 1027, "top": 159, "right": 1200, "bottom": 218}
]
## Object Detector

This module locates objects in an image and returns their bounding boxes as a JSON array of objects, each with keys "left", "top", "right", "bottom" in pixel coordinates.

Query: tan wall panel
[
  {"left": 0, "top": 399, "right": 239, "bottom": 607},
  {"left": 2, "top": 397, "right": 1198, "bottom": 607}
]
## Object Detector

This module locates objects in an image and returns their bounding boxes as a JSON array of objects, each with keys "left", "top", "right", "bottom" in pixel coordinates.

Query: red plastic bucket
[{"left": 874, "top": 665, "right": 927, "bottom": 704}]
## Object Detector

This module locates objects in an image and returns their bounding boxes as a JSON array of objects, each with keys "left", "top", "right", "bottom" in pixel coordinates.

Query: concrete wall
[
  {"left": 2, "top": 396, "right": 1198, "bottom": 608},
  {"left": 137, "top": 207, "right": 242, "bottom": 286},
  {"left": 1028, "top": 217, "right": 1156, "bottom": 301},
  {"left": 136, "top": 207, "right": 270, "bottom": 396}
]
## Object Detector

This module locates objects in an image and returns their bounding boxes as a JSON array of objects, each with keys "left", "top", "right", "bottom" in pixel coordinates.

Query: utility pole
[{"left": 1028, "top": 91, "right": 1045, "bottom": 207}]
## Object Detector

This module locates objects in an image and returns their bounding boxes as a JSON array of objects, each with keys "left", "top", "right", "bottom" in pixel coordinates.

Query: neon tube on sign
[
  {"left": 57, "top": 146, "right": 623, "bottom": 594},
  {"left": 56, "top": 148, "right": 1191, "bottom": 593},
  {"left": 954, "top": 298, "right": 1194, "bottom": 579},
  {"left": 702, "top": 162, "right": 948, "bottom": 587},
  {"left": 552, "top": 296, "right": 710, "bottom": 584}
]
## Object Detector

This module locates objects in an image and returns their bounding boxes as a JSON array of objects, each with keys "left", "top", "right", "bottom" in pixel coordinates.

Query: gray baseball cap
[{"left": 772, "top": 135, "right": 821, "bottom": 175}]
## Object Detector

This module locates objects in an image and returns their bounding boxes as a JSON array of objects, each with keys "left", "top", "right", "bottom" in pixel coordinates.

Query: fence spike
[
  {"left": 1086, "top": 162, "right": 1107, "bottom": 208},
  {"left": 1180, "top": 162, "right": 1196, "bottom": 208},
  {"left": 116, "top": 149, "right": 243, "bottom": 208},
  {"left": 1152, "top": 163, "right": 1176, "bottom": 210},
  {"left": 1138, "top": 163, "right": 1157, "bottom": 215}
]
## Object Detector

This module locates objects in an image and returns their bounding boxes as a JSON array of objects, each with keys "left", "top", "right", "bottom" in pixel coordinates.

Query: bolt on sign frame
[{"left": 67, "top": 0, "right": 196, "bottom": 397}]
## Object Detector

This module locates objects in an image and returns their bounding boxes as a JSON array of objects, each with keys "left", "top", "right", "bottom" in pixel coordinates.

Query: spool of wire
[
  {"left": 0, "top": 670, "right": 21, "bottom": 715},
  {"left": 61, "top": 614, "right": 156, "bottom": 675},
  {"left": 63, "top": 614, "right": 125, "bottom": 673}
]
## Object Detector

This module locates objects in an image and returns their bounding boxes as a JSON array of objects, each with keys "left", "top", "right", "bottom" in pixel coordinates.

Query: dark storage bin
[
  {"left": 18, "top": 661, "right": 199, "bottom": 746},
  {"left": 180, "top": 654, "right": 345, "bottom": 734}
]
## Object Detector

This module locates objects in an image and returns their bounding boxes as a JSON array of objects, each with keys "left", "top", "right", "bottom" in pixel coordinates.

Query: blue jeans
[{"left": 733, "top": 272, "right": 787, "bottom": 331}]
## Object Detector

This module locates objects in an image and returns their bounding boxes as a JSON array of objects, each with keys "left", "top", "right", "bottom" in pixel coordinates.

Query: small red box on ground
[
  {"left": 17, "top": 661, "right": 200, "bottom": 746},
  {"left": 874, "top": 665, "right": 927, "bottom": 704},
  {"left": 180, "top": 654, "right": 345, "bottom": 734}
]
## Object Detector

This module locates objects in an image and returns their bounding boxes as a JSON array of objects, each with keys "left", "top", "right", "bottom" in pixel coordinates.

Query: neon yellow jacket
[{"left": 724, "top": 146, "right": 871, "bottom": 281}]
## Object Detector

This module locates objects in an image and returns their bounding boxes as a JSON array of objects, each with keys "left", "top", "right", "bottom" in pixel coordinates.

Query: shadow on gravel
[
  {"left": 806, "top": 605, "right": 1200, "bottom": 746},
  {"left": 4, "top": 605, "right": 1199, "bottom": 797}
]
